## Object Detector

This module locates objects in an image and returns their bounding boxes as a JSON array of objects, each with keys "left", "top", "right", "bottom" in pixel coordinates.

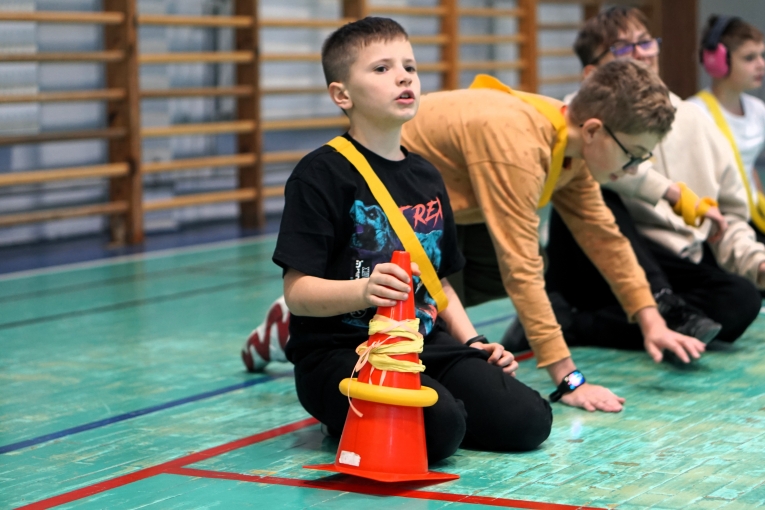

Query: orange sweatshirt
[{"left": 402, "top": 88, "right": 656, "bottom": 367}]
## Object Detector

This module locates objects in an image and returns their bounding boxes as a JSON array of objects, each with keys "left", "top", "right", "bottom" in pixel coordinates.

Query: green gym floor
[{"left": 2, "top": 236, "right": 765, "bottom": 510}]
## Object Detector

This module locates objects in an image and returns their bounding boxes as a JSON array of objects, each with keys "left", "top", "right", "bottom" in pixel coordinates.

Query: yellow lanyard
[
  {"left": 469, "top": 74, "right": 568, "bottom": 208},
  {"left": 695, "top": 90, "right": 765, "bottom": 232},
  {"left": 326, "top": 136, "right": 449, "bottom": 313}
]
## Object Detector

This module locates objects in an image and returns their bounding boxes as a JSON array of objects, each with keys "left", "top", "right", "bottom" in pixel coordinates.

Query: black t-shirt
[{"left": 273, "top": 134, "right": 465, "bottom": 362}]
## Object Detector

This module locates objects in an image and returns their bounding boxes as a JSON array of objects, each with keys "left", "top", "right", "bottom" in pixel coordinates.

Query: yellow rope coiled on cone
[
  {"left": 672, "top": 182, "right": 718, "bottom": 227},
  {"left": 342, "top": 314, "right": 438, "bottom": 415}
]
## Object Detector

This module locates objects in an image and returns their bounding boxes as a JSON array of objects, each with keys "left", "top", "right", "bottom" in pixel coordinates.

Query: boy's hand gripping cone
[{"left": 304, "top": 251, "right": 458, "bottom": 482}]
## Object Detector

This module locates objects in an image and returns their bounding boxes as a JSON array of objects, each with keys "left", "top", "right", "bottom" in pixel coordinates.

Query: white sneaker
[{"left": 241, "top": 296, "right": 291, "bottom": 372}]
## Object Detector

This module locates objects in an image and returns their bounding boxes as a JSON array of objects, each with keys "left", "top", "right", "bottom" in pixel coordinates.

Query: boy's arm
[
  {"left": 709, "top": 144, "right": 765, "bottom": 287},
  {"left": 283, "top": 263, "right": 413, "bottom": 317},
  {"left": 439, "top": 278, "right": 518, "bottom": 374}
]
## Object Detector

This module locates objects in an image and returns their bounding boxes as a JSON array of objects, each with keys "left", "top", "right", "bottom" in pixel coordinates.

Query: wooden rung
[
  {"left": 0, "top": 201, "right": 128, "bottom": 227},
  {"left": 459, "top": 34, "right": 525, "bottom": 44},
  {"left": 0, "top": 127, "right": 126, "bottom": 146},
  {"left": 410, "top": 35, "right": 449, "bottom": 45},
  {"left": 0, "top": 11, "right": 124, "bottom": 24},
  {"left": 261, "top": 53, "right": 321, "bottom": 62},
  {"left": 139, "top": 52, "right": 253, "bottom": 64},
  {"left": 137, "top": 14, "right": 253, "bottom": 27},
  {"left": 259, "top": 18, "right": 355, "bottom": 28},
  {"left": 0, "top": 163, "right": 129, "bottom": 187},
  {"left": 366, "top": 5, "right": 447, "bottom": 17},
  {"left": 458, "top": 60, "right": 526, "bottom": 70},
  {"left": 0, "top": 51, "right": 124, "bottom": 63},
  {"left": 418, "top": 61, "right": 449, "bottom": 72},
  {"left": 143, "top": 189, "right": 257, "bottom": 211},
  {"left": 262, "top": 186, "right": 285, "bottom": 198},
  {"left": 0, "top": 88, "right": 125, "bottom": 104},
  {"left": 537, "top": 22, "right": 583, "bottom": 30},
  {"left": 540, "top": 74, "right": 582, "bottom": 85},
  {"left": 540, "top": 48, "right": 575, "bottom": 58},
  {"left": 262, "top": 116, "right": 349, "bottom": 131},
  {"left": 262, "top": 150, "right": 309, "bottom": 164},
  {"left": 261, "top": 86, "right": 327, "bottom": 95},
  {"left": 459, "top": 8, "right": 524, "bottom": 17},
  {"left": 141, "top": 121, "right": 255, "bottom": 138},
  {"left": 142, "top": 154, "right": 256, "bottom": 174},
  {"left": 140, "top": 86, "right": 253, "bottom": 99}
]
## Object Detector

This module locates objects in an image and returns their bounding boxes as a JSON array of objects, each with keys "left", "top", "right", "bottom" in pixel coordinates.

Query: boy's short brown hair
[
  {"left": 574, "top": 7, "right": 649, "bottom": 67},
  {"left": 701, "top": 15, "right": 764, "bottom": 55},
  {"left": 321, "top": 17, "right": 409, "bottom": 86},
  {"left": 569, "top": 59, "right": 674, "bottom": 137}
]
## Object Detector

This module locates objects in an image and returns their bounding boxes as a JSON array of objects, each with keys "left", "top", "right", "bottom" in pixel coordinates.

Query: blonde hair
[{"left": 569, "top": 59, "right": 674, "bottom": 137}]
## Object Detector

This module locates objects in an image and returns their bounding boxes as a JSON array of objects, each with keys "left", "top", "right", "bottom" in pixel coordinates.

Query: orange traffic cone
[{"left": 305, "top": 251, "right": 458, "bottom": 483}]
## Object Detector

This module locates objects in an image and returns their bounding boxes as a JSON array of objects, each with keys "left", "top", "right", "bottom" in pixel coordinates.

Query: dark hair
[
  {"left": 569, "top": 59, "right": 674, "bottom": 137},
  {"left": 701, "top": 15, "right": 763, "bottom": 55},
  {"left": 573, "top": 7, "right": 649, "bottom": 67},
  {"left": 321, "top": 17, "right": 409, "bottom": 86}
]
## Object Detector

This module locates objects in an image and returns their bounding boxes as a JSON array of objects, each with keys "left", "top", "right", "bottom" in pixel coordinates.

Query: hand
[
  {"left": 644, "top": 326, "right": 707, "bottom": 363},
  {"left": 470, "top": 342, "right": 518, "bottom": 375},
  {"left": 362, "top": 263, "right": 412, "bottom": 308},
  {"left": 560, "top": 383, "right": 625, "bottom": 412},
  {"left": 704, "top": 206, "right": 728, "bottom": 243}
]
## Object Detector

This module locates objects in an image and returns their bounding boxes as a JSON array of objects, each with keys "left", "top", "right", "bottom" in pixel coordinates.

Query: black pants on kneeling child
[{"left": 292, "top": 319, "right": 552, "bottom": 463}]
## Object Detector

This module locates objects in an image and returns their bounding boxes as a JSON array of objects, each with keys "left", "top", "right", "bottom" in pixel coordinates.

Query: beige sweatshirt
[
  {"left": 402, "top": 88, "right": 655, "bottom": 368},
  {"left": 607, "top": 93, "right": 765, "bottom": 288}
]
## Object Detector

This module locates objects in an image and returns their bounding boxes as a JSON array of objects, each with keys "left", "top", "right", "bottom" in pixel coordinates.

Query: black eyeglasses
[
  {"left": 603, "top": 124, "right": 652, "bottom": 170},
  {"left": 590, "top": 37, "right": 662, "bottom": 65}
]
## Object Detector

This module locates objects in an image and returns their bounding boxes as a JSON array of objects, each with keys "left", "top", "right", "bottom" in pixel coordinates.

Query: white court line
[
  {"left": 0, "top": 233, "right": 278, "bottom": 283},
  {"left": 761, "top": 307, "right": 765, "bottom": 315}
]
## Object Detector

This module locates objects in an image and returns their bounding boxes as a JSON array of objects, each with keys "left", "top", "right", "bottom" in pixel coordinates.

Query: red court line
[
  {"left": 516, "top": 352, "right": 534, "bottom": 362},
  {"left": 168, "top": 466, "right": 605, "bottom": 510},
  {"left": 16, "top": 417, "right": 318, "bottom": 510}
]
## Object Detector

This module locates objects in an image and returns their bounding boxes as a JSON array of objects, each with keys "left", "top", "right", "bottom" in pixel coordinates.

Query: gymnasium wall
[{"left": 0, "top": 0, "right": 583, "bottom": 247}]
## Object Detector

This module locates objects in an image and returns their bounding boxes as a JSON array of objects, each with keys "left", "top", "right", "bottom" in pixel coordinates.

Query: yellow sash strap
[
  {"left": 326, "top": 136, "right": 449, "bottom": 312},
  {"left": 469, "top": 74, "right": 568, "bottom": 209},
  {"left": 672, "top": 183, "right": 718, "bottom": 227},
  {"left": 695, "top": 90, "right": 765, "bottom": 232}
]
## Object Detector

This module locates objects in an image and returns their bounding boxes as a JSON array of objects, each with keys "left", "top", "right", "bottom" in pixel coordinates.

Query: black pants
[
  {"left": 546, "top": 189, "right": 761, "bottom": 349},
  {"left": 293, "top": 321, "right": 552, "bottom": 463}
]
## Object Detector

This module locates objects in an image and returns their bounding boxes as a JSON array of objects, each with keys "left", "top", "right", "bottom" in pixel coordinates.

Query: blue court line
[
  {"left": 0, "top": 374, "right": 287, "bottom": 455},
  {"left": 474, "top": 314, "right": 516, "bottom": 329}
]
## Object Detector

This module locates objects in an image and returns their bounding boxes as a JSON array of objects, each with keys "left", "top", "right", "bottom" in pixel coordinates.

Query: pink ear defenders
[{"left": 700, "top": 16, "right": 738, "bottom": 79}]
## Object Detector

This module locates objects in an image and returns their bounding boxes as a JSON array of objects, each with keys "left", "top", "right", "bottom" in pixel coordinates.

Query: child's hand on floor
[
  {"left": 561, "top": 383, "right": 625, "bottom": 413},
  {"left": 470, "top": 342, "right": 519, "bottom": 375},
  {"left": 363, "top": 263, "right": 414, "bottom": 308}
]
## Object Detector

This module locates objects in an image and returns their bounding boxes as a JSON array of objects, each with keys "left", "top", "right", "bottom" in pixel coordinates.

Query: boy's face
[
  {"left": 585, "top": 22, "right": 659, "bottom": 77},
  {"left": 332, "top": 38, "right": 421, "bottom": 127},
  {"left": 580, "top": 120, "right": 660, "bottom": 184},
  {"left": 727, "top": 39, "right": 765, "bottom": 91}
]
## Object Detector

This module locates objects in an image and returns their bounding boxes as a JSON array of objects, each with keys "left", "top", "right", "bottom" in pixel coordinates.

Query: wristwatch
[
  {"left": 549, "top": 370, "right": 586, "bottom": 402},
  {"left": 465, "top": 334, "right": 488, "bottom": 347}
]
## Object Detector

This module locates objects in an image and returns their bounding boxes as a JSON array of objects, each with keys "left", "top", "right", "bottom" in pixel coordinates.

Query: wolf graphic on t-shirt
[{"left": 345, "top": 199, "right": 445, "bottom": 334}]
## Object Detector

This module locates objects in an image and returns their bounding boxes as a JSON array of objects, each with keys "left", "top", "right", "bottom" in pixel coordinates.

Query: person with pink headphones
[{"left": 689, "top": 16, "right": 765, "bottom": 254}]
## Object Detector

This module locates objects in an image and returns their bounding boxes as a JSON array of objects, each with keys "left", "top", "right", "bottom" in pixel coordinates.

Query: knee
[
  {"left": 717, "top": 278, "right": 761, "bottom": 342},
  {"left": 424, "top": 394, "right": 467, "bottom": 464},
  {"left": 466, "top": 389, "right": 553, "bottom": 452}
]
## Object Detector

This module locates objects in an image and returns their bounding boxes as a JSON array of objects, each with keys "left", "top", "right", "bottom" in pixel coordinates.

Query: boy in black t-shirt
[{"left": 272, "top": 18, "right": 552, "bottom": 463}]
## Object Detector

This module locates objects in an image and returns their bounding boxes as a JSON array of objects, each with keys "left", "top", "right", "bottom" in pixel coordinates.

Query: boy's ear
[
  {"left": 580, "top": 118, "right": 603, "bottom": 143},
  {"left": 328, "top": 81, "right": 352, "bottom": 111}
]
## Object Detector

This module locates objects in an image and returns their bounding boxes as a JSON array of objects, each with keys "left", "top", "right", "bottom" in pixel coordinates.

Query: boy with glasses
[
  {"left": 402, "top": 58, "right": 703, "bottom": 414},
  {"left": 532, "top": 7, "right": 763, "bottom": 364}
]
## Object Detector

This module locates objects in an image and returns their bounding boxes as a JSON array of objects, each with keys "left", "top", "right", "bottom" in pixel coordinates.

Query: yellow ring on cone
[{"left": 339, "top": 378, "right": 438, "bottom": 407}]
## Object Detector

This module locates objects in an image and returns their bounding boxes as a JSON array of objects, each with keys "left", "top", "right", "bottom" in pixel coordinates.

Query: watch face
[{"left": 566, "top": 371, "right": 585, "bottom": 390}]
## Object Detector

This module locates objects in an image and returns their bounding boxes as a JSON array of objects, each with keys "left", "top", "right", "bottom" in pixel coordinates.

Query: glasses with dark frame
[
  {"left": 590, "top": 37, "right": 662, "bottom": 65},
  {"left": 603, "top": 124, "right": 652, "bottom": 170}
]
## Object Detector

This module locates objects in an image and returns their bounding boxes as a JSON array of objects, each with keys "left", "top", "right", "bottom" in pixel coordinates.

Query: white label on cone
[{"left": 338, "top": 450, "right": 361, "bottom": 466}]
